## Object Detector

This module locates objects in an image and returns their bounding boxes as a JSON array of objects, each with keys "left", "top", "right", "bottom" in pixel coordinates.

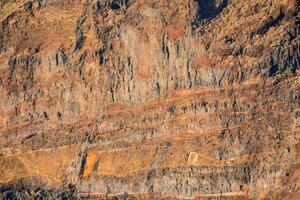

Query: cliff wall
[{"left": 0, "top": 0, "right": 299, "bottom": 199}]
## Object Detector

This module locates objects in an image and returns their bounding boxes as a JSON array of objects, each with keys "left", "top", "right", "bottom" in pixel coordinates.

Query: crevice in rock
[
  {"left": 256, "top": 7, "right": 285, "bottom": 35},
  {"left": 74, "top": 15, "right": 86, "bottom": 51},
  {"left": 192, "top": 0, "right": 229, "bottom": 28}
]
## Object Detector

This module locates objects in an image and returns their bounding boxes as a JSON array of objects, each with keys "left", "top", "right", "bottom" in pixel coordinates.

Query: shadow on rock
[{"left": 192, "top": 0, "right": 229, "bottom": 27}]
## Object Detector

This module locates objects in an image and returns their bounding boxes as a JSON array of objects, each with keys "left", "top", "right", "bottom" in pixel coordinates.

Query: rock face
[{"left": 0, "top": 0, "right": 299, "bottom": 199}]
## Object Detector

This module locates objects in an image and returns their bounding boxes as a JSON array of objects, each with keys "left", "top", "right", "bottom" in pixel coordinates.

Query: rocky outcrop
[{"left": 0, "top": 0, "right": 299, "bottom": 199}]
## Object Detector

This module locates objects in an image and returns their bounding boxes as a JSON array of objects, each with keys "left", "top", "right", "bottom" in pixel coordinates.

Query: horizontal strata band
[{"left": 0, "top": 0, "right": 299, "bottom": 199}]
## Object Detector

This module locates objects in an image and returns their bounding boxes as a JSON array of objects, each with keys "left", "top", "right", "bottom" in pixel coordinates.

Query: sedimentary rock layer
[{"left": 0, "top": 0, "right": 299, "bottom": 199}]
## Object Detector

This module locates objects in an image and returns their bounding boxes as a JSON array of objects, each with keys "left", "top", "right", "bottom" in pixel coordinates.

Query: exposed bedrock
[{"left": 0, "top": 0, "right": 299, "bottom": 199}]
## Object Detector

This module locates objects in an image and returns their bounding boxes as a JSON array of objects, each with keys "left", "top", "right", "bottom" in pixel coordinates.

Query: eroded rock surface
[{"left": 0, "top": 0, "right": 299, "bottom": 199}]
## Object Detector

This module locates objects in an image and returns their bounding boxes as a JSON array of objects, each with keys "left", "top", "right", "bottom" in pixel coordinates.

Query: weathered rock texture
[{"left": 0, "top": 0, "right": 300, "bottom": 199}]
